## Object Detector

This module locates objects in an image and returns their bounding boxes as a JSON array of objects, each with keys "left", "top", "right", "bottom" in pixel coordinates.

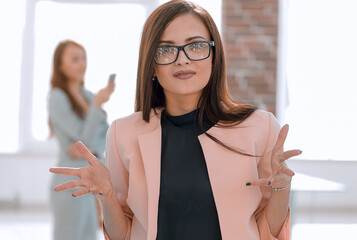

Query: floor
[
  {"left": 0, "top": 205, "right": 104, "bottom": 240},
  {"left": 0, "top": 205, "right": 356, "bottom": 240}
]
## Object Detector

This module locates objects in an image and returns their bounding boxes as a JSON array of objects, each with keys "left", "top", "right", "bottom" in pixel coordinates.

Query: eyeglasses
[{"left": 154, "top": 41, "right": 215, "bottom": 65}]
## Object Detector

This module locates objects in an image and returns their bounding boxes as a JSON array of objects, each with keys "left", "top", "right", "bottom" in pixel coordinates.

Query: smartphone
[{"left": 108, "top": 73, "right": 116, "bottom": 83}]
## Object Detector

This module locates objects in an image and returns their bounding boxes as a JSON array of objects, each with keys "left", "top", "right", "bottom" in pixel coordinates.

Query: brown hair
[
  {"left": 135, "top": 0, "right": 257, "bottom": 155},
  {"left": 50, "top": 40, "right": 86, "bottom": 118}
]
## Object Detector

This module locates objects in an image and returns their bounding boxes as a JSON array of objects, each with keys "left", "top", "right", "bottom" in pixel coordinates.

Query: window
[
  {"left": 32, "top": 1, "right": 146, "bottom": 141},
  {"left": 0, "top": 0, "right": 148, "bottom": 153},
  {"left": 281, "top": 0, "right": 357, "bottom": 161},
  {"left": 0, "top": 0, "right": 26, "bottom": 153}
]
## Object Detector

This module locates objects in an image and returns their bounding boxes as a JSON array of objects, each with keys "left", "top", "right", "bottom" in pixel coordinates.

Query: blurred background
[{"left": 0, "top": 0, "right": 356, "bottom": 239}]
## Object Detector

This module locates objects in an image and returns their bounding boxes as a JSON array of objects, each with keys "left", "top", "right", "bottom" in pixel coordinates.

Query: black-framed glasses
[{"left": 154, "top": 41, "right": 215, "bottom": 65}]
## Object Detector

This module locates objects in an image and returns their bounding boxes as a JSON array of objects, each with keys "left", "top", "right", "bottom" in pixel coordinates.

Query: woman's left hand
[{"left": 247, "top": 124, "right": 302, "bottom": 190}]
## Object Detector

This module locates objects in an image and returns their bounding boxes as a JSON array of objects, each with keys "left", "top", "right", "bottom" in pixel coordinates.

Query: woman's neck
[
  {"left": 67, "top": 80, "right": 89, "bottom": 112},
  {"left": 164, "top": 94, "right": 199, "bottom": 116},
  {"left": 68, "top": 80, "right": 82, "bottom": 94}
]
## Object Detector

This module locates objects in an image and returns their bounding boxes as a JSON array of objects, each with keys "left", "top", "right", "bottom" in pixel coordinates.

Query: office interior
[{"left": 0, "top": 0, "right": 356, "bottom": 239}]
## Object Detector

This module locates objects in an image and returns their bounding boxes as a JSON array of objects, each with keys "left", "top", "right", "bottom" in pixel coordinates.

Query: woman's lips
[{"left": 173, "top": 70, "right": 196, "bottom": 80}]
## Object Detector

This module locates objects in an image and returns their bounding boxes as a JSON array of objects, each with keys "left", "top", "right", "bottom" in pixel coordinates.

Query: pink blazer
[{"left": 104, "top": 109, "right": 290, "bottom": 240}]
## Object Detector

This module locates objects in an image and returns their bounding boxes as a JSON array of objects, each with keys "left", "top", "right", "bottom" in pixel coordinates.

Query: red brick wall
[{"left": 222, "top": 0, "right": 278, "bottom": 114}]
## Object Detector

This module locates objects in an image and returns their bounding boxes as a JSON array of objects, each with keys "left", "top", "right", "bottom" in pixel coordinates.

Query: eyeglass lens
[{"left": 155, "top": 41, "right": 211, "bottom": 65}]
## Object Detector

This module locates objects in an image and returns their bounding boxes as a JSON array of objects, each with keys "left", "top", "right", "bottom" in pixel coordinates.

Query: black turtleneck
[{"left": 156, "top": 109, "right": 222, "bottom": 240}]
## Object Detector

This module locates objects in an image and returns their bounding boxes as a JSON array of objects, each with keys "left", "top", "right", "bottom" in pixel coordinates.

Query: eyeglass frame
[{"left": 154, "top": 41, "right": 215, "bottom": 65}]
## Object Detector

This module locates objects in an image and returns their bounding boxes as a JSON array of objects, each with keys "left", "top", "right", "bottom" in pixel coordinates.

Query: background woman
[{"left": 48, "top": 40, "right": 115, "bottom": 240}]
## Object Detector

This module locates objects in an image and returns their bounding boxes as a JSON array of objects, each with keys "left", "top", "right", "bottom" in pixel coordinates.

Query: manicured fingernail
[
  {"left": 72, "top": 194, "right": 76, "bottom": 197},
  {"left": 268, "top": 180, "right": 271, "bottom": 185},
  {"left": 246, "top": 182, "right": 251, "bottom": 186}
]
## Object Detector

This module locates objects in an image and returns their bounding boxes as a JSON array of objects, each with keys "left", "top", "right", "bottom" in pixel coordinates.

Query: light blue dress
[{"left": 48, "top": 87, "right": 109, "bottom": 240}]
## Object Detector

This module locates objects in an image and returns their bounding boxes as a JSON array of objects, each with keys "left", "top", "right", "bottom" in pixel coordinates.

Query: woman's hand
[
  {"left": 93, "top": 79, "right": 115, "bottom": 108},
  {"left": 50, "top": 141, "right": 114, "bottom": 197},
  {"left": 247, "top": 124, "right": 302, "bottom": 190}
]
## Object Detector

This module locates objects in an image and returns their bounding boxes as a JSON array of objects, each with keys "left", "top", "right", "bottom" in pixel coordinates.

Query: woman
[
  {"left": 50, "top": 1, "right": 301, "bottom": 240},
  {"left": 48, "top": 40, "right": 114, "bottom": 240}
]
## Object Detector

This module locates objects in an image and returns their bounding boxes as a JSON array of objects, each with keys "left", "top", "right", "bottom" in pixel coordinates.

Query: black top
[{"left": 156, "top": 109, "right": 222, "bottom": 240}]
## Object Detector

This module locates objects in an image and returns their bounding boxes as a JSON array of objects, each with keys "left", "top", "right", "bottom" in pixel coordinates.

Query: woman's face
[
  {"left": 60, "top": 44, "right": 86, "bottom": 83},
  {"left": 154, "top": 13, "right": 213, "bottom": 104}
]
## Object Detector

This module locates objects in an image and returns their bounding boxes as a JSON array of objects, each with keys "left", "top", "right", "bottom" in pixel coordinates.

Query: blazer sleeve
[
  {"left": 48, "top": 88, "right": 107, "bottom": 149},
  {"left": 255, "top": 112, "right": 291, "bottom": 240},
  {"left": 103, "top": 120, "right": 133, "bottom": 240}
]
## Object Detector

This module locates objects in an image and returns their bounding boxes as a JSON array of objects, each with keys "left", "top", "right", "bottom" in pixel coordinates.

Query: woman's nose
[{"left": 175, "top": 49, "right": 191, "bottom": 65}]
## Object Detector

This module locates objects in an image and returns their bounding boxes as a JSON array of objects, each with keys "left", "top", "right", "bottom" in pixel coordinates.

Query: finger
[
  {"left": 272, "top": 124, "right": 289, "bottom": 153},
  {"left": 278, "top": 149, "right": 302, "bottom": 163},
  {"left": 49, "top": 167, "right": 80, "bottom": 177},
  {"left": 279, "top": 166, "right": 295, "bottom": 176},
  {"left": 72, "top": 187, "right": 90, "bottom": 197},
  {"left": 107, "top": 80, "right": 115, "bottom": 89},
  {"left": 54, "top": 179, "right": 82, "bottom": 192},
  {"left": 246, "top": 179, "right": 270, "bottom": 186},
  {"left": 75, "top": 141, "right": 98, "bottom": 165}
]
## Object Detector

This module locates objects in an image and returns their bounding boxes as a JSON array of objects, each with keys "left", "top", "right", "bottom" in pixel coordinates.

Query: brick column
[{"left": 222, "top": 0, "right": 278, "bottom": 114}]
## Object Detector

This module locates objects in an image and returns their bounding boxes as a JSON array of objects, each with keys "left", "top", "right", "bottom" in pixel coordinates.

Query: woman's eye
[
  {"left": 158, "top": 46, "right": 173, "bottom": 55},
  {"left": 189, "top": 42, "right": 205, "bottom": 51}
]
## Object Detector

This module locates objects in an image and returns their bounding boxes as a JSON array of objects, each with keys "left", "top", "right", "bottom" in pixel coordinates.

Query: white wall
[{"left": 0, "top": 153, "right": 57, "bottom": 206}]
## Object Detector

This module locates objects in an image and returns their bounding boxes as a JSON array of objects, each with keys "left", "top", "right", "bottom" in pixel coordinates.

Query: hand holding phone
[{"left": 93, "top": 73, "right": 116, "bottom": 107}]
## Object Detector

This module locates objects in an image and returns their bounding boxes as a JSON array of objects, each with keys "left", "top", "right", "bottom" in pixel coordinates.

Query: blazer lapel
[
  {"left": 137, "top": 114, "right": 162, "bottom": 240},
  {"left": 198, "top": 126, "right": 261, "bottom": 240}
]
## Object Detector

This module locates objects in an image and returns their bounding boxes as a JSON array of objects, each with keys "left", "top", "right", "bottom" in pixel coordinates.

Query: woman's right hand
[
  {"left": 50, "top": 141, "right": 114, "bottom": 198},
  {"left": 93, "top": 79, "right": 115, "bottom": 108}
]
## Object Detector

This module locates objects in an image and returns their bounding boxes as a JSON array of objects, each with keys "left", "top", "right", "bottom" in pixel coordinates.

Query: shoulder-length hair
[
  {"left": 135, "top": 0, "right": 257, "bottom": 155},
  {"left": 50, "top": 40, "right": 86, "bottom": 118}
]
